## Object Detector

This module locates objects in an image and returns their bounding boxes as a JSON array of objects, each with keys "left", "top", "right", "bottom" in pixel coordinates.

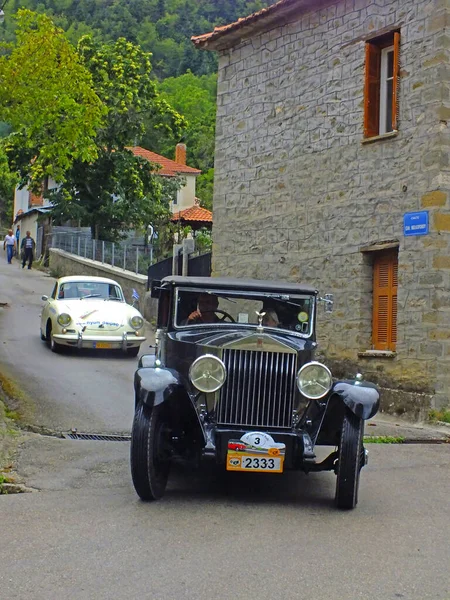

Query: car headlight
[
  {"left": 129, "top": 315, "right": 144, "bottom": 330},
  {"left": 189, "top": 354, "right": 227, "bottom": 393},
  {"left": 297, "top": 361, "right": 332, "bottom": 399},
  {"left": 57, "top": 313, "right": 72, "bottom": 326}
]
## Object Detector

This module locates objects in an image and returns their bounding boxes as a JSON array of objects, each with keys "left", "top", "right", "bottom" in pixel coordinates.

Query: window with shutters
[
  {"left": 364, "top": 31, "right": 400, "bottom": 138},
  {"left": 372, "top": 251, "right": 398, "bottom": 351}
]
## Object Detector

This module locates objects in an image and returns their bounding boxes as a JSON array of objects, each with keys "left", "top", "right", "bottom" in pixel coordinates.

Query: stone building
[{"left": 192, "top": 0, "right": 450, "bottom": 417}]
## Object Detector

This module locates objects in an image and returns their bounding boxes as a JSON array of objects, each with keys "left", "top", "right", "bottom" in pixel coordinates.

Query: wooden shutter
[
  {"left": 373, "top": 252, "right": 398, "bottom": 351},
  {"left": 364, "top": 42, "right": 381, "bottom": 138},
  {"left": 391, "top": 31, "right": 400, "bottom": 131}
]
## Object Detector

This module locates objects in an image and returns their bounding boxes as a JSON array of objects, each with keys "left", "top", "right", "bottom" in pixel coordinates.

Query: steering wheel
[{"left": 201, "top": 309, "right": 235, "bottom": 323}]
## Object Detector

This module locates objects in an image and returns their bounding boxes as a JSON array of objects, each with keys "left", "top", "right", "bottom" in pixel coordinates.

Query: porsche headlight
[
  {"left": 129, "top": 315, "right": 144, "bottom": 330},
  {"left": 297, "top": 361, "right": 332, "bottom": 399},
  {"left": 57, "top": 313, "right": 72, "bottom": 326},
  {"left": 189, "top": 354, "right": 226, "bottom": 393}
]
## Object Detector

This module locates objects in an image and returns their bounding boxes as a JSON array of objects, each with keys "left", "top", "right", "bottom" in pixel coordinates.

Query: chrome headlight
[
  {"left": 297, "top": 361, "right": 332, "bottom": 399},
  {"left": 129, "top": 315, "right": 144, "bottom": 330},
  {"left": 189, "top": 354, "right": 226, "bottom": 393},
  {"left": 57, "top": 313, "right": 72, "bottom": 326}
]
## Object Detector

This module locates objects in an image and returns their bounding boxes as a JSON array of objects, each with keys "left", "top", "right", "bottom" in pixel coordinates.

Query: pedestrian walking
[
  {"left": 21, "top": 231, "right": 36, "bottom": 270},
  {"left": 3, "top": 229, "right": 16, "bottom": 264},
  {"left": 15, "top": 225, "right": 20, "bottom": 252}
]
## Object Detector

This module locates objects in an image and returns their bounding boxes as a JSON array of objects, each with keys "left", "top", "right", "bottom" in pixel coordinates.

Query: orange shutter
[
  {"left": 373, "top": 252, "right": 398, "bottom": 351},
  {"left": 364, "top": 42, "right": 381, "bottom": 138},
  {"left": 392, "top": 31, "right": 400, "bottom": 131}
]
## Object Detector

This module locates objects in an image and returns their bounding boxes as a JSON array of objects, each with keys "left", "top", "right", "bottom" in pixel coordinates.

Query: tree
[
  {"left": 0, "top": 10, "right": 105, "bottom": 193},
  {"left": 49, "top": 35, "right": 186, "bottom": 240},
  {"left": 147, "top": 70, "right": 217, "bottom": 207}
]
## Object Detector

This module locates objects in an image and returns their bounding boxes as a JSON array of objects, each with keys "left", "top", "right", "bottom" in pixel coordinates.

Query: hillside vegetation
[{"left": 0, "top": 1, "right": 272, "bottom": 214}]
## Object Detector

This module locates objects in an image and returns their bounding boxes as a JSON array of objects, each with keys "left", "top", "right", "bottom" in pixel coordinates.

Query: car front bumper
[{"left": 53, "top": 332, "right": 146, "bottom": 351}]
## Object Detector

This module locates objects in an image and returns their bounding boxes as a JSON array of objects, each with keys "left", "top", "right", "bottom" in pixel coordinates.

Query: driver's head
[{"left": 198, "top": 293, "right": 219, "bottom": 313}]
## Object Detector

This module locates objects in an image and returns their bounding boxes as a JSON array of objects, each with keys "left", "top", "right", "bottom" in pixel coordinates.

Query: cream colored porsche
[{"left": 40, "top": 276, "right": 146, "bottom": 356}]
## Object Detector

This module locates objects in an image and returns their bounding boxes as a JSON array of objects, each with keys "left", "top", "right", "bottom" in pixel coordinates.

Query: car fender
[
  {"left": 134, "top": 364, "right": 206, "bottom": 445},
  {"left": 331, "top": 380, "right": 380, "bottom": 420},
  {"left": 135, "top": 365, "right": 183, "bottom": 408}
]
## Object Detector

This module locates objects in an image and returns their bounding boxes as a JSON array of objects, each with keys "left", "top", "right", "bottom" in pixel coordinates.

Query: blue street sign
[{"left": 404, "top": 211, "right": 429, "bottom": 236}]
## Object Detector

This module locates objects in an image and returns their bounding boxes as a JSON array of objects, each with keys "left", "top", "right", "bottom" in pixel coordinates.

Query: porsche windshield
[
  {"left": 58, "top": 281, "right": 124, "bottom": 301},
  {"left": 175, "top": 288, "right": 315, "bottom": 336}
]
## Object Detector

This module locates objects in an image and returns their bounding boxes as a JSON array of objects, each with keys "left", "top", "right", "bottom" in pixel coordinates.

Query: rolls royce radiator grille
[{"left": 217, "top": 349, "right": 297, "bottom": 429}]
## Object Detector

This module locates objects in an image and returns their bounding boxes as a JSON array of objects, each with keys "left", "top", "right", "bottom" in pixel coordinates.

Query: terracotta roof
[
  {"left": 192, "top": 0, "right": 302, "bottom": 50},
  {"left": 129, "top": 146, "right": 201, "bottom": 176},
  {"left": 171, "top": 206, "right": 213, "bottom": 223}
]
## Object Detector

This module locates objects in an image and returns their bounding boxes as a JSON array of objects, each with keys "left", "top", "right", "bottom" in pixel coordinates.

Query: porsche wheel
[
  {"left": 50, "top": 334, "right": 64, "bottom": 354},
  {"left": 126, "top": 346, "right": 140, "bottom": 358},
  {"left": 335, "top": 409, "right": 364, "bottom": 510},
  {"left": 46, "top": 321, "right": 63, "bottom": 354},
  {"left": 130, "top": 402, "right": 171, "bottom": 501}
]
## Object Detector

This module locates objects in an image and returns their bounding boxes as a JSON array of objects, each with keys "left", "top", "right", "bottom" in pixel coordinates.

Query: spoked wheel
[
  {"left": 130, "top": 402, "right": 172, "bottom": 501},
  {"left": 335, "top": 409, "right": 365, "bottom": 510}
]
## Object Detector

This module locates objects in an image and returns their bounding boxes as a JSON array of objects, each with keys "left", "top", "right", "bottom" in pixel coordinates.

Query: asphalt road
[
  {"left": 0, "top": 252, "right": 449, "bottom": 600},
  {"left": 0, "top": 254, "right": 147, "bottom": 434}
]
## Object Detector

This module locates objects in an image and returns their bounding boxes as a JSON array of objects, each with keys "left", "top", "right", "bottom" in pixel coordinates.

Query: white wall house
[{"left": 130, "top": 144, "right": 201, "bottom": 213}]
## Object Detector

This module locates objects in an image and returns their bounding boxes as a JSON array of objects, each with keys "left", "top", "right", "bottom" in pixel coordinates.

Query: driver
[{"left": 187, "top": 293, "right": 220, "bottom": 324}]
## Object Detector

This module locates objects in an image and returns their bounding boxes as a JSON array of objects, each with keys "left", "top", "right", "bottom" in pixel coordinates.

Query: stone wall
[
  {"left": 211, "top": 0, "right": 450, "bottom": 418},
  {"left": 49, "top": 249, "right": 156, "bottom": 322}
]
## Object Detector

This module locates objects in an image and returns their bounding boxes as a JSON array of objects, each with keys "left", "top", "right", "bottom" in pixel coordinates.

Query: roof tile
[
  {"left": 171, "top": 206, "right": 213, "bottom": 223},
  {"left": 128, "top": 146, "right": 201, "bottom": 176}
]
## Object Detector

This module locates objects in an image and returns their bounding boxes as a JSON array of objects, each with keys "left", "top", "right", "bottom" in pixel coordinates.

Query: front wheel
[
  {"left": 130, "top": 402, "right": 171, "bottom": 501},
  {"left": 335, "top": 409, "right": 364, "bottom": 510},
  {"left": 126, "top": 346, "right": 140, "bottom": 358}
]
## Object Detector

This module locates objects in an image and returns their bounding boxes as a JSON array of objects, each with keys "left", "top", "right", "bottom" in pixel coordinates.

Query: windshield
[
  {"left": 57, "top": 281, "right": 124, "bottom": 301},
  {"left": 175, "top": 288, "right": 315, "bottom": 336}
]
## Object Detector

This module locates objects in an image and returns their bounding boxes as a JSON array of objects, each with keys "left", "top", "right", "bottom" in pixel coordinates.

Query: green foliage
[
  {"left": 49, "top": 35, "right": 186, "bottom": 240},
  {"left": 363, "top": 436, "right": 405, "bottom": 444},
  {"left": 0, "top": 1, "right": 272, "bottom": 79},
  {"left": 0, "top": 147, "right": 17, "bottom": 226},
  {"left": 429, "top": 409, "right": 450, "bottom": 424},
  {"left": 0, "top": 10, "right": 105, "bottom": 192}
]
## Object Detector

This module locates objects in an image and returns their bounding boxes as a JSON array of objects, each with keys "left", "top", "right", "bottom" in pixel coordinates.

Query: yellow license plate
[
  {"left": 94, "top": 342, "right": 113, "bottom": 349},
  {"left": 226, "top": 452, "right": 284, "bottom": 473}
]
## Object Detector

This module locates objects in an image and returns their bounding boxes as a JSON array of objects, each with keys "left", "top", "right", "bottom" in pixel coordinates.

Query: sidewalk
[{"left": 366, "top": 412, "right": 450, "bottom": 441}]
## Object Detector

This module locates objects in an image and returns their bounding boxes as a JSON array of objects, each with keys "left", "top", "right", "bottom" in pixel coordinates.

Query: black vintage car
[{"left": 130, "top": 276, "right": 380, "bottom": 509}]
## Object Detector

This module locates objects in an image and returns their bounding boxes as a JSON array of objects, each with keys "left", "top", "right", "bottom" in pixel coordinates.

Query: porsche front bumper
[{"left": 53, "top": 332, "right": 146, "bottom": 350}]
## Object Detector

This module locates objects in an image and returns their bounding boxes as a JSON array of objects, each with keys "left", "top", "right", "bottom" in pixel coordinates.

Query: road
[
  {"left": 0, "top": 252, "right": 449, "bottom": 600},
  {"left": 0, "top": 254, "right": 144, "bottom": 434}
]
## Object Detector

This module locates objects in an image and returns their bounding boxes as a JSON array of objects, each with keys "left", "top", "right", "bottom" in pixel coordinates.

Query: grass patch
[
  {"left": 364, "top": 435, "right": 405, "bottom": 444},
  {"left": 429, "top": 409, "right": 450, "bottom": 424}
]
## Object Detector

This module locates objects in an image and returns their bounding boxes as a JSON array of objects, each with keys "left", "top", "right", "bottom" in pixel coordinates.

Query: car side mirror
[
  {"left": 41, "top": 295, "right": 48, "bottom": 302},
  {"left": 150, "top": 280, "right": 162, "bottom": 299},
  {"left": 324, "top": 294, "right": 334, "bottom": 313},
  {"left": 319, "top": 294, "right": 334, "bottom": 313}
]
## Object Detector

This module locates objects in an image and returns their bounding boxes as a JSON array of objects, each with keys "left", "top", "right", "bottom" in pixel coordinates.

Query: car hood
[
  {"left": 168, "top": 328, "right": 315, "bottom": 354},
  {"left": 58, "top": 300, "right": 133, "bottom": 330}
]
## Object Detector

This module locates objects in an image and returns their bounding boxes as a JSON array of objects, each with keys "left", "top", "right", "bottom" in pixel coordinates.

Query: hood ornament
[{"left": 255, "top": 310, "right": 266, "bottom": 332}]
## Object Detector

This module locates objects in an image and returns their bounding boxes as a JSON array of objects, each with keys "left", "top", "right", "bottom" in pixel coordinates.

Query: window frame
[{"left": 364, "top": 31, "right": 400, "bottom": 139}]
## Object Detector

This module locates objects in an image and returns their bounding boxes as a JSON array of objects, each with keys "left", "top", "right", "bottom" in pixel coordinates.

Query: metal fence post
[
  {"left": 84, "top": 237, "right": 87, "bottom": 258},
  {"left": 93, "top": 239, "right": 96, "bottom": 261},
  {"left": 112, "top": 243, "right": 115, "bottom": 268},
  {"left": 70, "top": 236, "right": 74, "bottom": 254},
  {"left": 135, "top": 247, "right": 139, "bottom": 274},
  {"left": 102, "top": 241, "right": 105, "bottom": 264},
  {"left": 123, "top": 245, "right": 127, "bottom": 270},
  {"left": 77, "top": 237, "right": 81, "bottom": 256}
]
